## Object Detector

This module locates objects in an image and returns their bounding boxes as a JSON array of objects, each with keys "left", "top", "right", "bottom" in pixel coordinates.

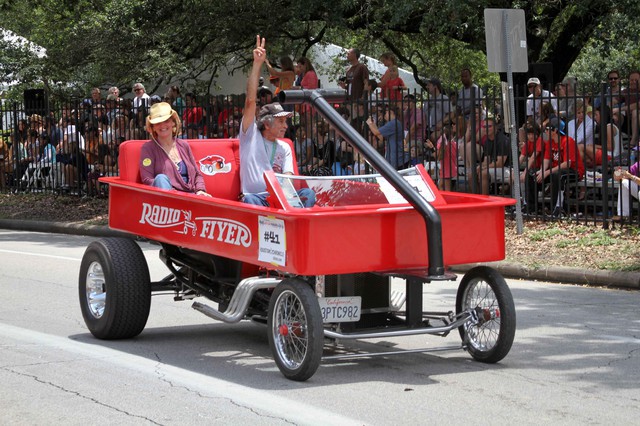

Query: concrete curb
[
  {"left": 0, "top": 219, "right": 133, "bottom": 239},
  {"left": 2, "top": 219, "right": 639, "bottom": 290},
  {"left": 452, "top": 262, "right": 640, "bottom": 289}
]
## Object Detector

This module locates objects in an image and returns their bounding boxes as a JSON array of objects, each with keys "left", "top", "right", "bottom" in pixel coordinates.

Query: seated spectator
[
  {"left": 554, "top": 82, "right": 574, "bottom": 122},
  {"left": 165, "top": 85, "right": 185, "bottom": 117},
  {"left": 538, "top": 102, "right": 557, "bottom": 129},
  {"left": 570, "top": 101, "right": 601, "bottom": 168},
  {"left": 295, "top": 123, "right": 315, "bottom": 175},
  {"left": 613, "top": 164, "right": 640, "bottom": 221},
  {"left": 613, "top": 70, "right": 640, "bottom": 146},
  {"left": 0, "top": 139, "right": 10, "bottom": 189},
  {"left": 476, "top": 118, "right": 511, "bottom": 195},
  {"left": 526, "top": 77, "right": 558, "bottom": 123},
  {"left": 333, "top": 136, "right": 355, "bottom": 176},
  {"left": 525, "top": 117, "right": 584, "bottom": 217},
  {"left": 56, "top": 127, "right": 89, "bottom": 189},
  {"left": 462, "top": 105, "right": 487, "bottom": 177},
  {"left": 310, "top": 121, "right": 336, "bottom": 176},
  {"left": 139, "top": 102, "right": 210, "bottom": 196},
  {"left": 518, "top": 121, "right": 544, "bottom": 185},
  {"left": 594, "top": 70, "right": 623, "bottom": 110},
  {"left": 594, "top": 105, "right": 621, "bottom": 162},
  {"left": 182, "top": 92, "right": 206, "bottom": 139}
]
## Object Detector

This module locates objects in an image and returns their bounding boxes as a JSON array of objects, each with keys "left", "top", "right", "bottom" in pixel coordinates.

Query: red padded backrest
[
  {"left": 118, "top": 138, "right": 297, "bottom": 200},
  {"left": 118, "top": 139, "right": 241, "bottom": 200}
]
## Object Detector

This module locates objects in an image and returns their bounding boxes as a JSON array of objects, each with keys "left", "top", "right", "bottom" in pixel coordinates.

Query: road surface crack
[{"left": 2, "top": 366, "right": 164, "bottom": 425}]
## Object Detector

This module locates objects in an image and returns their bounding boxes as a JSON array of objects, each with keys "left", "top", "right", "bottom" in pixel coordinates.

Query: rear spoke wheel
[
  {"left": 268, "top": 278, "right": 323, "bottom": 381},
  {"left": 456, "top": 266, "right": 516, "bottom": 363}
]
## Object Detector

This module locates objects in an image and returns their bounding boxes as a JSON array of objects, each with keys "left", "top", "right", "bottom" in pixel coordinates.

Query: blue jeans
[
  {"left": 152, "top": 174, "right": 173, "bottom": 190},
  {"left": 243, "top": 188, "right": 316, "bottom": 208}
]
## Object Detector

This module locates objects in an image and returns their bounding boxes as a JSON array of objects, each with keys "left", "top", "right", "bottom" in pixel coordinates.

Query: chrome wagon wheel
[
  {"left": 79, "top": 238, "right": 151, "bottom": 340},
  {"left": 85, "top": 261, "right": 106, "bottom": 319},
  {"left": 456, "top": 266, "right": 516, "bottom": 363},
  {"left": 267, "top": 278, "right": 323, "bottom": 381}
]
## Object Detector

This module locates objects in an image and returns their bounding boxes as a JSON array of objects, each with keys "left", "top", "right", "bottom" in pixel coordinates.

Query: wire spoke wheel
[
  {"left": 268, "top": 278, "right": 323, "bottom": 381},
  {"left": 456, "top": 266, "right": 516, "bottom": 363}
]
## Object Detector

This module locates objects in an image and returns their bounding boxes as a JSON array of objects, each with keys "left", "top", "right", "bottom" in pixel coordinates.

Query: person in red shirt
[
  {"left": 294, "top": 57, "right": 319, "bottom": 90},
  {"left": 518, "top": 121, "right": 545, "bottom": 185},
  {"left": 525, "top": 117, "right": 583, "bottom": 217},
  {"left": 182, "top": 93, "right": 205, "bottom": 139}
]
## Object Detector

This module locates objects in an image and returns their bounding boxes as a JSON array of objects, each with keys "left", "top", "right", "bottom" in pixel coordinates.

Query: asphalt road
[{"left": 1, "top": 230, "right": 639, "bottom": 425}]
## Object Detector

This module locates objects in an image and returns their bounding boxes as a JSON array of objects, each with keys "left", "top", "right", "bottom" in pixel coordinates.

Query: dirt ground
[{"left": 1, "top": 193, "right": 639, "bottom": 271}]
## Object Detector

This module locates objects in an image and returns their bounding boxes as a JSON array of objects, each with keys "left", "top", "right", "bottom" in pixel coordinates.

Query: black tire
[
  {"left": 79, "top": 238, "right": 151, "bottom": 340},
  {"left": 267, "top": 278, "right": 324, "bottom": 381},
  {"left": 456, "top": 266, "right": 516, "bottom": 363}
]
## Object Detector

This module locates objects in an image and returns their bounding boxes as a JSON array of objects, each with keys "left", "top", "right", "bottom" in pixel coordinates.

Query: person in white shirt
[
  {"left": 238, "top": 35, "right": 315, "bottom": 208},
  {"left": 526, "top": 77, "right": 558, "bottom": 122},
  {"left": 132, "top": 82, "right": 151, "bottom": 115}
]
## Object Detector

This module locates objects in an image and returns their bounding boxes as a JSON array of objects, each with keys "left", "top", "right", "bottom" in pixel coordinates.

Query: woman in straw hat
[{"left": 139, "top": 102, "right": 210, "bottom": 196}]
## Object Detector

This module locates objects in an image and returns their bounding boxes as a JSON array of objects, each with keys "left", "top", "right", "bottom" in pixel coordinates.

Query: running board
[
  {"left": 192, "top": 277, "right": 281, "bottom": 323},
  {"left": 323, "top": 312, "right": 472, "bottom": 340}
]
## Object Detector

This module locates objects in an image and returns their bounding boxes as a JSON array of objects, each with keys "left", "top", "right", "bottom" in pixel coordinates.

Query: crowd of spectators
[{"left": 2, "top": 53, "right": 639, "bottom": 220}]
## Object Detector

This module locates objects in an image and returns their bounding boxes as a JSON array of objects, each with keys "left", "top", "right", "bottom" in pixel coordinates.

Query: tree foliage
[{"left": 1, "top": 0, "right": 639, "bottom": 100}]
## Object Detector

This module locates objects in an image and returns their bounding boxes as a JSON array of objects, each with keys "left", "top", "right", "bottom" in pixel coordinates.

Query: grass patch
[{"left": 528, "top": 228, "right": 565, "bottom": 241}]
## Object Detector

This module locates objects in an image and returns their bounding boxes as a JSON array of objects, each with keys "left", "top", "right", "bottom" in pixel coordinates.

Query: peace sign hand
[{"left": 253, "top": 34, "right": 266, "bottom": 64}]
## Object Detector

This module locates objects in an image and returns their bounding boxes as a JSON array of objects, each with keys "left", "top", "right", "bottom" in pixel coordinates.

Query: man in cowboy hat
[{"left": 238, "top": 35, "right": 315, "bottom": 208}]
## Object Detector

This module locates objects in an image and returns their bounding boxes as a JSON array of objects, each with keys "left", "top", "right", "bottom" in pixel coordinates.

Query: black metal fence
[{"left": 1, "top": 83, "right": 638, "bottom": 225}]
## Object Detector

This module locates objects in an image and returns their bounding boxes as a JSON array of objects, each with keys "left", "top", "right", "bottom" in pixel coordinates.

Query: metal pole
[
  {"left": 504, "top": 10, "right": 524, "bottom": 234},
  {"left": 280, "top": 89, "right": 449, "bottom": 279}
]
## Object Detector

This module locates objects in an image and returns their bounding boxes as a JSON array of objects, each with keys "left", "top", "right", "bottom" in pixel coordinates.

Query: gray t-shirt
[
  {"left": 424, "top": 93, "right": 452, "bottom": 130},
  {"left": 239, "top": 119, "right": 294, "bottom": 194},
  {"left": 457, "top": 84, "right": 483, "bottom": 116}
]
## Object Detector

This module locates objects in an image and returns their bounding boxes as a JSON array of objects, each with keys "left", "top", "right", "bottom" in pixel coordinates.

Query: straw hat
[{"left": 145, "top": 102, "right": 181, "bottom": 135}]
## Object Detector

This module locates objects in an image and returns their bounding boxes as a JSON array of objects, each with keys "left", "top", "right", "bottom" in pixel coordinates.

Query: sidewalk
[{"left": 1, "top": 218, "right": 639, "bottom": 290}]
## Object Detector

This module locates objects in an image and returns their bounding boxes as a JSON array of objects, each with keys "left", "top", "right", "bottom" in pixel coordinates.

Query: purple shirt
[{"left": 140, "top": 138, "right": 206, "bottom": 193}]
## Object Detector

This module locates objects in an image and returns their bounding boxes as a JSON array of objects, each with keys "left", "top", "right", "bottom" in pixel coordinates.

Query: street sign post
[{"left": 485, "top": 8, "right": 528, "bottom": 234}]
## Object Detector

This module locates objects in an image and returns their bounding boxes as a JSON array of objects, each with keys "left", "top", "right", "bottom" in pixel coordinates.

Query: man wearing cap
[
  {"left": 525, "top": 117, "right": 583, "bottom": 216},
  {"left": 239, "top": 35, "right": 315, "bottom": 208},
  {"left": 526, "top": 77, "right": 557, "bottom": 122}
]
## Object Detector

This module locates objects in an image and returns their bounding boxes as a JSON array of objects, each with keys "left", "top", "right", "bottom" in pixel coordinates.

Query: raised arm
[{"left": 242, "top": 35, "right": 266, "bottom": 133}]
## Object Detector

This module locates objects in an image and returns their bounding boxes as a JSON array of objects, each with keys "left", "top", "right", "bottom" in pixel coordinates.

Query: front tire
[
  {"left": 79, "top": 238, "right": 151, "bottom": 339},
  {"left": 267, "top": 278, "right": 324, "bottom": 381},
  {"left": 456, "top": 266, "right": 516, "bottom": 363}
]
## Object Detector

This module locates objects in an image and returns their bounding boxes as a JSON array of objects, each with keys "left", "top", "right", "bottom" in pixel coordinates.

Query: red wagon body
[
  {"left": 104, "top": 139, "right": 514, "bottom": 276},
  {"left": 80, "top": 135, "right": 517, "bottom": 381}
]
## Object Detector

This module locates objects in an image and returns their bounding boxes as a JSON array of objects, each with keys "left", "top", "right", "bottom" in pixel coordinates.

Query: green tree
[{"left": 1, "top": 0, "right": 639, "bottom": 99}]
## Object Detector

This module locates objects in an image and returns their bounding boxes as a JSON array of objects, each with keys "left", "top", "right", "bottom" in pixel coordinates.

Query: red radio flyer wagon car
[{"left": 79, "top": 90, "right": 517, "bottom": 381}]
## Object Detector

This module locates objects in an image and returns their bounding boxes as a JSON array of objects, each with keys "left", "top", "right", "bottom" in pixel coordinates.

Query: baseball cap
[
  {"left": 527, "top": 77, "right": 541, "bottom": 86},
  {"left": 547, "top": 117, "right": 565, "bottom": 135},
  {"left": 258, "top": 102, "right": 293, "bottom": 119}
]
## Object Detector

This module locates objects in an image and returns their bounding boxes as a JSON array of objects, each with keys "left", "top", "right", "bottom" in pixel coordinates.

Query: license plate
[{"left": 318, "top": 297, "right": 361, "bottom": 323}]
